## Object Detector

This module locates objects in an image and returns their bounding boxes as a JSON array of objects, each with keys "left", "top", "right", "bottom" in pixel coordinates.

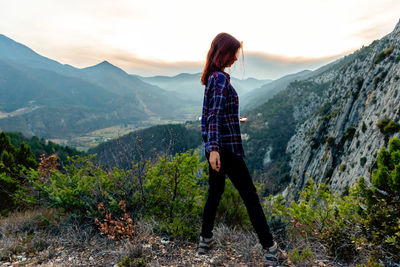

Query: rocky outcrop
[{"left": 284, "top": 19, "right": 400, "bottom": 197}]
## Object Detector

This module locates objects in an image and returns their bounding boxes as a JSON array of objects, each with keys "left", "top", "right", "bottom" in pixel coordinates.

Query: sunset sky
[{"left": 0, "top": 0, "right": 399, "bottom": 79}]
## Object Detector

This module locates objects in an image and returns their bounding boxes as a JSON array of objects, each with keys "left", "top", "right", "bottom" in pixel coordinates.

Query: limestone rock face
[{"left": 283, "top": 19, "right": 400, "bottom": 197}]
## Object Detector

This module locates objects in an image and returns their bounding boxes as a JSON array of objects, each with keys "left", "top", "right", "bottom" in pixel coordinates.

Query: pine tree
[
  {"left": 0, "top": 131, "right": 15, "bottom": 156},
  {"left": 15, "top": 142, "right": 38, "bottom": 170},
  {"left": 356, "top": 137, "right": 400, "bottom": 260}
]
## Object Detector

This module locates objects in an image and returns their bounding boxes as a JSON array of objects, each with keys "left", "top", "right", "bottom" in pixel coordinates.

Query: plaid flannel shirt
[{"left": 201, "top": 71, "right": 246, "bottom": 157}]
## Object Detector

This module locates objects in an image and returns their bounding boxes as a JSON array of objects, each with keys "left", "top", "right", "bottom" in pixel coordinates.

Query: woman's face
[{"left": 223, "top": 49, "right": 239, "bottom": 68}]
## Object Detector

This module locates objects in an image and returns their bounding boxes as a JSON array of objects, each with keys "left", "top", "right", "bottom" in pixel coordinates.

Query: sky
[{"left": 0, "top": 0, "right": 399, "bottom": 79}]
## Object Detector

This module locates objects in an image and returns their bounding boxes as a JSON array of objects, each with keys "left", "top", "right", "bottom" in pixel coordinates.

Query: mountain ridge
[
  {"left": 281, "top": 19, "right": 400, "bottom": 197},
  {"left": 0, "top": 34, "right": 192, "bottom": 140}
]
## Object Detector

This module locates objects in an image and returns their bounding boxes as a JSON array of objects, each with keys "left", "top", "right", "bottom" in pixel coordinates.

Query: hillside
[
  {"left": 88, "top": 122, "right": 202, "bottom": 169},
  {"left": 240, "top": 61, "right": 340, "bottom": 111},
  {"left": 283, "top": 19, "right": 400, "bottom": 197},
  {"left": 0, "top": 35, "right": 191, "bottom": 141}
]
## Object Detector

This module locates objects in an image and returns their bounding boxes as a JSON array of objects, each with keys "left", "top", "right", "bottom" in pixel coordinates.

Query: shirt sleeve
[{"left": 206, "top": 73, "right": 227, "bottom": 153}]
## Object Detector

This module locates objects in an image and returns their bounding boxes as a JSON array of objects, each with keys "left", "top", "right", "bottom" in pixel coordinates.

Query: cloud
[
  {"left": 2, "top": 0, "right": 397, "bottom": 80},
  {"left": 52, "top": 43, "right": 346, "bottom": 79}
]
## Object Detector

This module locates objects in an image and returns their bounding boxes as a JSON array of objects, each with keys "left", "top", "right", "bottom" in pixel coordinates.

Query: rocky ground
[{"left": 0, "top": 209, "right": 343, "bottom": 266}]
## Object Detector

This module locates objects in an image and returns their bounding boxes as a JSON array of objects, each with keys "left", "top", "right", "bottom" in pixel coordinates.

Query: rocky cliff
[{"left": 282, "top": 19, "right": 400, "bottom": 197}]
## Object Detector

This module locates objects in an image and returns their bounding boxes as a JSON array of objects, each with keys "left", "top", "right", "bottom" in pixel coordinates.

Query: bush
[
  {"left": 383, "top": 121, "right": 400, "bottom": 134},
  {"left": 288, "top": 246, "right": 313, "bottom": 265},
  {"left": 29, "top": 154, "right": 147, "bottom": 221},
  {"left": 340, "top": 164, "right": 347, "bottom": 172},
  {"left": 264, "top": 180, "right": 360, "bottom": 262},
  {"left": 355, "top": 137, "right": 400, "bottom": 262},
  {"left": 144, "top": 149, "right": 207, "bottom": 240},
  {"left": 362, "top": 122, "right": 367, "bottom": 133},
  {"left": 0, "top": 131, "right": 38, "bottom": 213},
  {"left": 326, "top": 136, "right": 335, "bottom": 147},
  {"left": 344, "top": 127, "right": 356, "bottom": 141},
  {"left": 360, "top": 157, "right": 367, "bottom": 167},
  {"left": 377, "top": 118, "right": 400, "bottom": 135},
  {"left": 28, "top": 147, "right": 271, "bottom": 241},
  {"left": 29, "top": 150, "right": 208, "bottom": 240},
  {"left": 374, "top": 46, "right": 394, "bottom": 65}
]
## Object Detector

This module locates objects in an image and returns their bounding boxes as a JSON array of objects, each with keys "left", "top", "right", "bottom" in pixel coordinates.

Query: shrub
[
  {"left": 143, "top": 149, "right": 207, "bottom": 240},
  {"left": 0, "top": 131, "right": 38, "bottom": 213},
  {"left": 374, "top": 46, "right": 394, "bottom": 65},
  {"left": 360, "top": 157, "right": 367, "bottom": 167},
  {"left": 377, "top": 118, "right": 400, "bottom": 135},
  {"left": 344, "top": 127, "right": 356, "bottom": 141},
  {"left": 263, "top": 138, "right": 400, "bottom": 264},
  {"left": 288, "top": 246, "right": 313, "bottom": 265},
  {"left": 340, "top": 164, "right": 347, "bottom": 172},
  {"left": 29, "top": 147, "right": 269, "bottom": 241},
  {"left": 326, "top": 136, "right": 335, "bottom": 147},
  {"left": 377, "top": 118, "right": 390, "bottom": 133},
  {"left": 383, "top": 121, "right": 400, "bottom": 134},
  {"left": 29, "top": 154, "right": 147, "bottom": 221},
  {"left": 362, "top": 122, "right": 367, "bottom": 133},
  {"left": 94, "top": 200, "right": 135, "bottom": 240},
  {"left": 29, "top": 150, "right": 210, "bottom": 240},
  {"left": 355, "top": 137, "right": 400, "bottom": 261},
  {"left": 264, "top": 180, "right": 360, "bottom": 262}
]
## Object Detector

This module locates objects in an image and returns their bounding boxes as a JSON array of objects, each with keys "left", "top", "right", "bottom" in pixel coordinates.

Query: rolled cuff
[{"left": 205, "top": 143, "right": 220, "bottom": 153}]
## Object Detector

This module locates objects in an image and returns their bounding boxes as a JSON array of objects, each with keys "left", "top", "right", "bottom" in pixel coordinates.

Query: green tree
[
  {"left": 0, "top": 132, "right": 39, "bottom": 213},
  {"left": 144, "top": 149, "right": 207, "bottom": 240},
  {"left": 356, "top": 137, "right": 400, "bottom": 261},
  {"left": 15, "top": 142, "right": 37, "bottom": 170},
  {"left": 0, "top": 131, "right": 15, "bottom": 157}
]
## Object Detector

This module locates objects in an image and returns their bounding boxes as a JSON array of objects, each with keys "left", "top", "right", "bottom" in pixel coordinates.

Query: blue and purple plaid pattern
[{"left": 201, "top": 71, "right": 246, "bottom": 157}]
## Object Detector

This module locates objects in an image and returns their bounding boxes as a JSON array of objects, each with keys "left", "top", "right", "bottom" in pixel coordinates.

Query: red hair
[{"left": 201, "top": 32, "right": 243, "bottom": 85}]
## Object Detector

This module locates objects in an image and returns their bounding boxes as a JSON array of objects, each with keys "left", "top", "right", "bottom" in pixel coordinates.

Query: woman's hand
[{"left": 209, "top": 151, "right": 221, "bottom": 172}]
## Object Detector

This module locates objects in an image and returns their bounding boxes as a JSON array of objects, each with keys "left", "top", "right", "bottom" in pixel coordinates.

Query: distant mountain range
[
  {"left": 134, "top": 72, "right": 271, "bottom": 106},
  {"left": 0, "top": 34, "right": 272, "bottom": 141},
  {"left": 0, "top": 35, "right": 183, "bottom": 139}
]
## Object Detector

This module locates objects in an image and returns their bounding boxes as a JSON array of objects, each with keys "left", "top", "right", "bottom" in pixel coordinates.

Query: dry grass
[{"left": 0, "top": 209, "right": 361, "bottom": 266}]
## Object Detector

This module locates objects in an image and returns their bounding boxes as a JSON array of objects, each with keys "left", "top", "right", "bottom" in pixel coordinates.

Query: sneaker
[
  {"left": 264, "top": 241, "right": 287, "bottom": 266},
  {"left": 196, "top": 236, "right": 214, "bottom": 255}
]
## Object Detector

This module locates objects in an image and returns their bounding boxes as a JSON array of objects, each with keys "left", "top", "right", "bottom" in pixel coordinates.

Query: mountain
[
  {"left": 0, "top": 35, "right": 192, "bottom": 140},
  {"left": 0, "top": 34, "right": 76, "bottom": 75},
  {"left": 134, "top": 72, "right": 271, "bottom": 106},
  {"left": 240, "top": 70, "right": 312, "bottom": 111},
  {"left": 239, "top": 62, "right": 343, "bottom": 111},
  {"left": 282, "top": 19, "right": 400, "bottom": 197},
  {"left": 79, "top": 61, "right": 185, "bottom": 115}
]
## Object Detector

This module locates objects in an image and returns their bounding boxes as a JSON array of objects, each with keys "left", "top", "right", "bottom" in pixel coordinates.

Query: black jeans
[{"left": 200, "top": 148, "right": 274, "bottom": 249}]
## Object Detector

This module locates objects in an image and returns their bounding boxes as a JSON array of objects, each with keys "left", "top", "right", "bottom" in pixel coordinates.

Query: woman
[{"left": 198, "top": 32, "right": 285, "bottom": 265}]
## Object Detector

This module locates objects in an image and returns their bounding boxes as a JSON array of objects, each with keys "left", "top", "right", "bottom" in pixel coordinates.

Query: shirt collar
[{"left": 221, "top": 71, "right": 230, "bottom": 81}]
